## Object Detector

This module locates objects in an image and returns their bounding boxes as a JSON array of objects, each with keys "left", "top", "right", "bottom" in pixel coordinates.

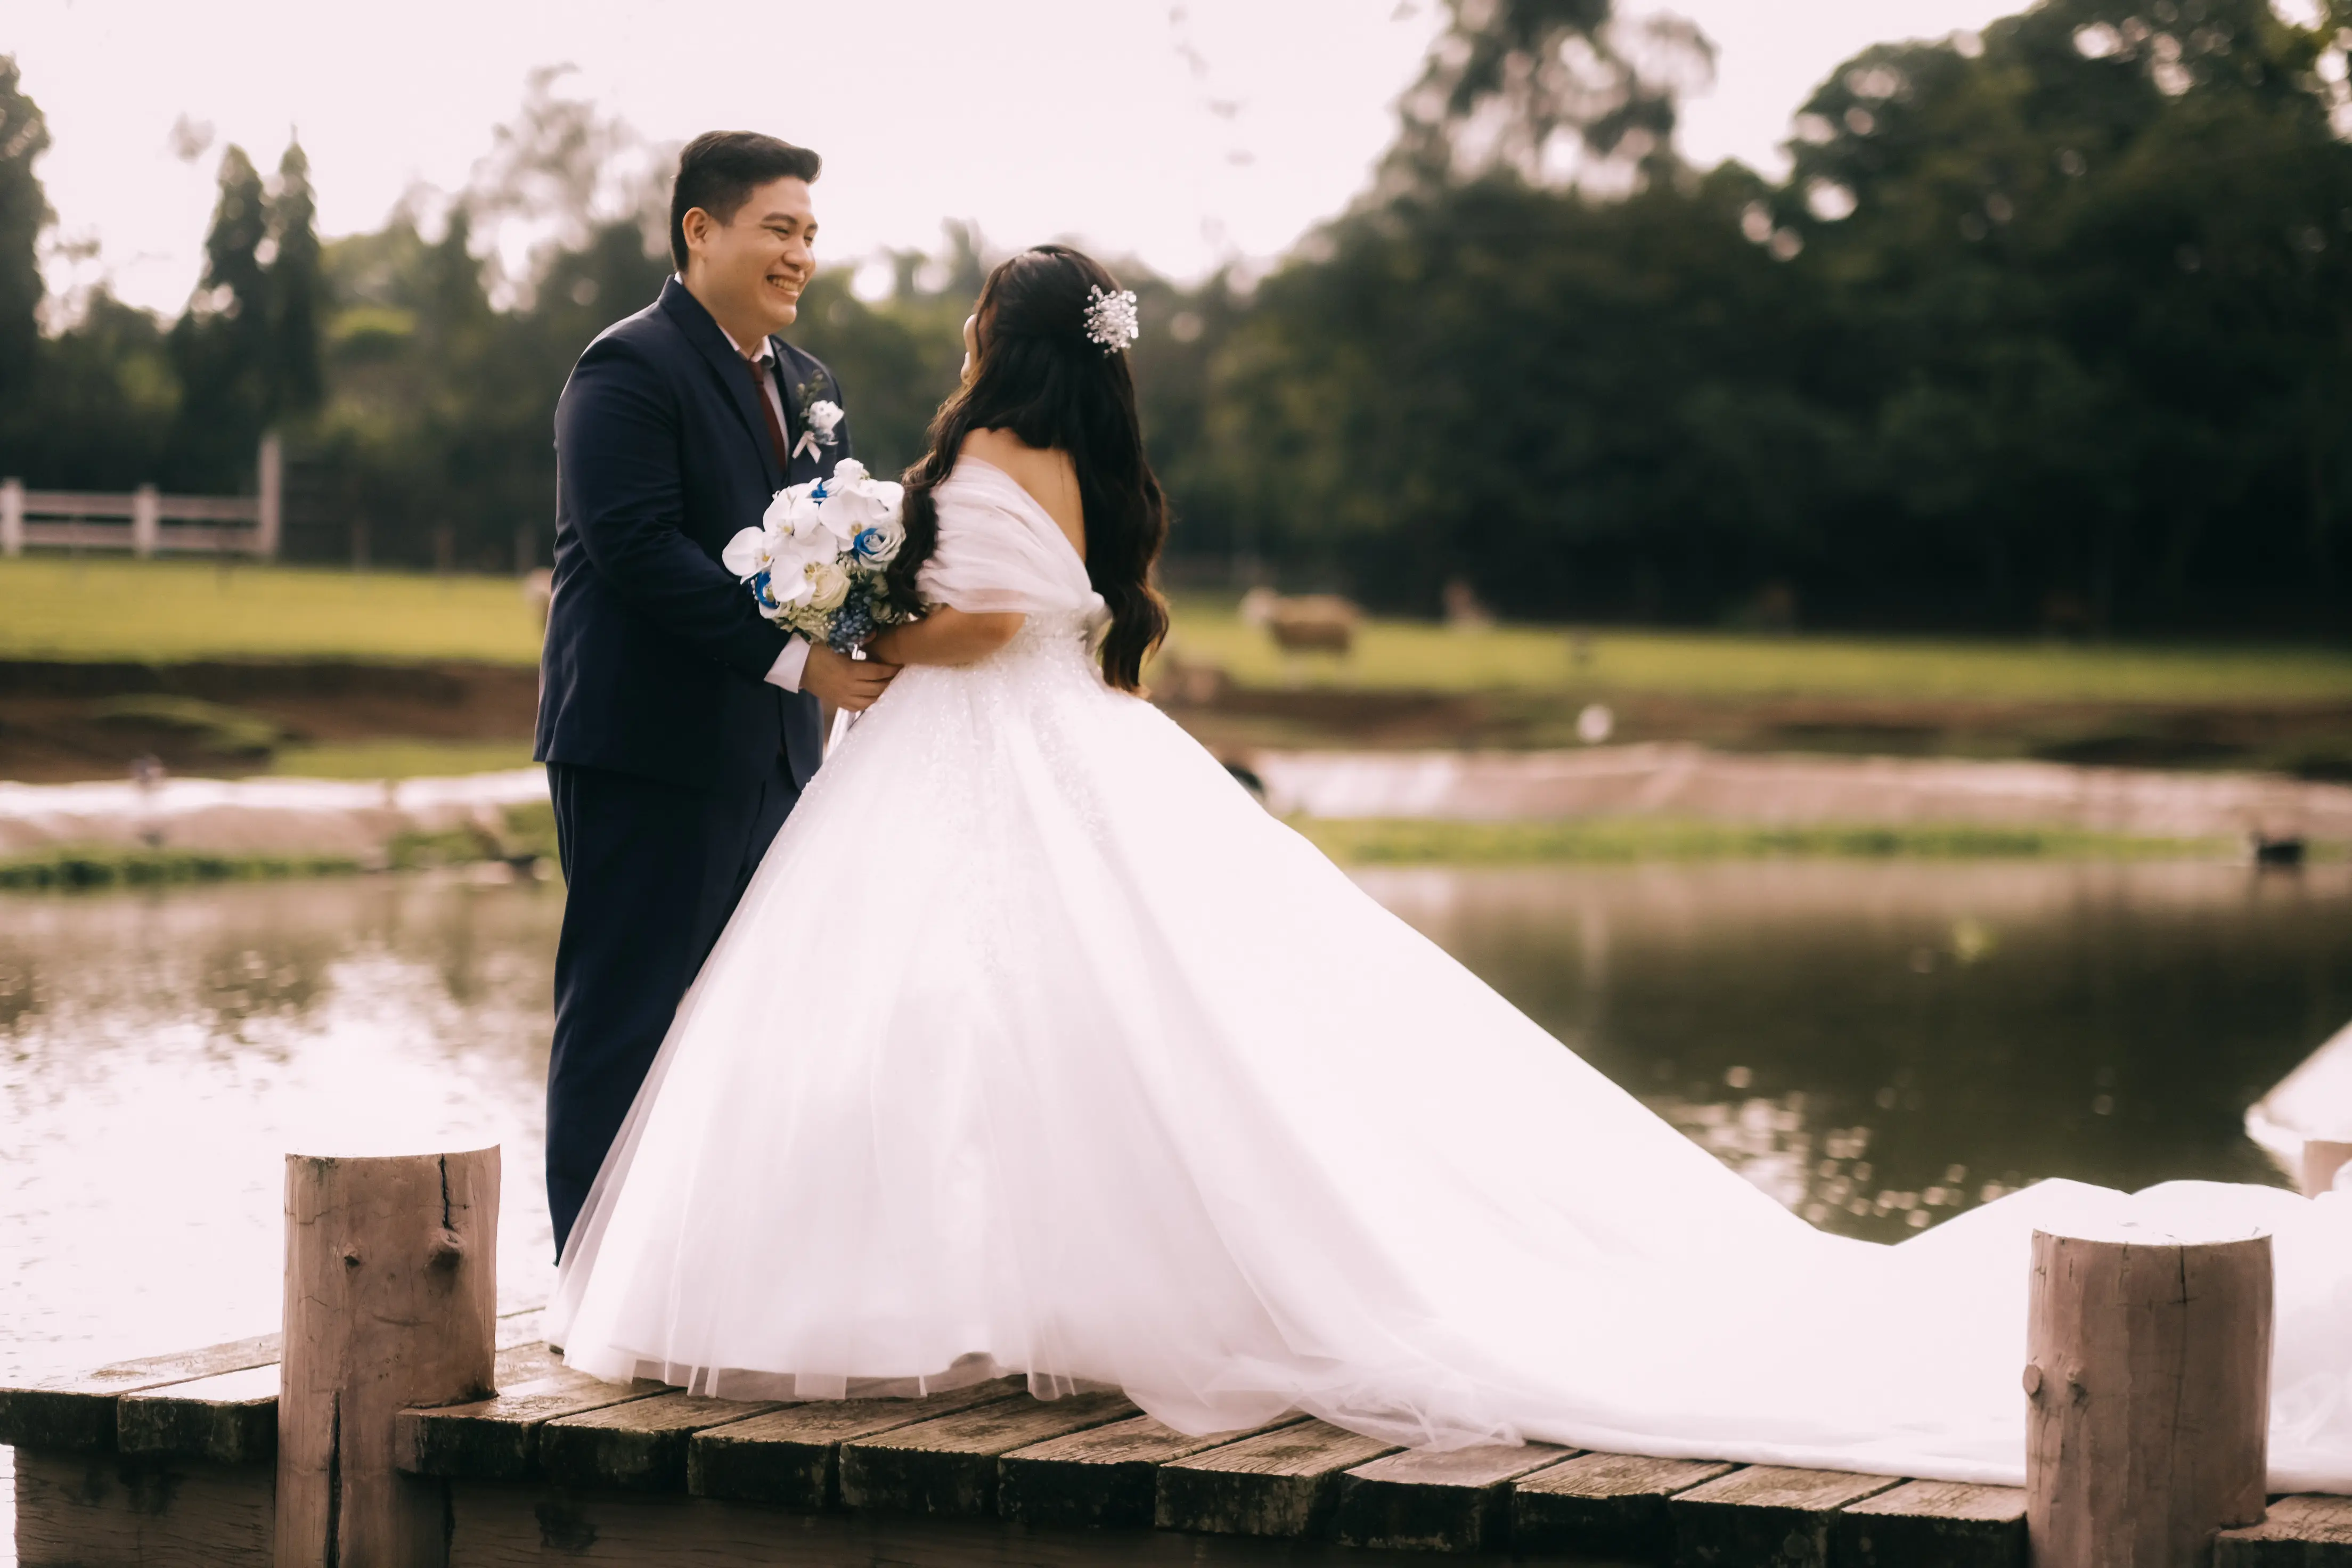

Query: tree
[
  {"left": 266, "top": 140, "right": 324, "bottom": 419},
  {"left": 1383, "top": 0, "right": 1713, "bottom": 194},
  {"left": 165, "top": 145, "right": 273, "bottom": 489},
  {"left": 0, "top": 54, "right": 52, "bottom": 453}
]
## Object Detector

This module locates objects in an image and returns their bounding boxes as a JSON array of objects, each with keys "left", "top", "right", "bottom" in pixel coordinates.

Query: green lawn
[
  {"left": 0, "top": 558, "right": 545, "bottom": 665},
  {"left": 4, "top": 559, "right": 2348, "bottom": 710},
  {"left": 1292, "top": 818, "right": 2266, "bottom": 865},
  {"left": 266, "top": 740, "right": 539, "bottom": 779},
  {"left": 1164, "top": 597, "right": 2352, "bottom": 704}
]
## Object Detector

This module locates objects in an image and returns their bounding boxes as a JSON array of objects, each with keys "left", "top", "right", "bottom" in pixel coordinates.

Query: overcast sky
[{"left": 13, "top": 0, "right": 2019, "bottom": 318}]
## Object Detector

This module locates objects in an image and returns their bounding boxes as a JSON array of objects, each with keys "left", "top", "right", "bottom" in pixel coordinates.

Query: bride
[{"left": 548, "top": 243, "right": 2352, "bottom": 1489}]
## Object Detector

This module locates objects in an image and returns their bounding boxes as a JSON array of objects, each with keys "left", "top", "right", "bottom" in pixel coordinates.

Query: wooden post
[
  {"left": 257, "top": 431, "right": 284, "bottom": 558},
  {"left": 2026, "top": 1224, "right": 2271, "bottom": 1567},
  {"left": 1, "top": 477, "right": 21, "bottom": 556},
  {"left": 277, "top": 1148, "right": 500, "bottom": 1567},
  {"left": 2302, "top": 1139, "right": 2351, "bottom": 1197},
  {"left": 131, "top": 484, "right": 161, "bottom": 558}
]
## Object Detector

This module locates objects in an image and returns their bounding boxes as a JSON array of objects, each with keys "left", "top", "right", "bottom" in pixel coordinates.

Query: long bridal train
[{"left": 550, "top": 457, "right": 2352, "bottom": 1491}]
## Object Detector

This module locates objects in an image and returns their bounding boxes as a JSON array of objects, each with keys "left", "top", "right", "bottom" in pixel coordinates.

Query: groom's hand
[{"left": 802, "top": 644, "right": 899, "bottom": 711}]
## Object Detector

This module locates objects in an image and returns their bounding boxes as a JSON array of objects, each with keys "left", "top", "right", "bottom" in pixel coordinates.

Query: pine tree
[
  {"left": 165, "top": 145, "right": 271, "bottom": 488},
  {"left": 265, "top": 138, "right": 323, "bottom": 419}
]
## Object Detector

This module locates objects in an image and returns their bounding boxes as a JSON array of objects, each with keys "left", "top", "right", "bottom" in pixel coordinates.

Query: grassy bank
[
  {"left": 267, "top": 739, "right": 538, "bottom": 779},
  {"left": 0, "top": 803, "right": 561, "bottom": 891},
  {"left": 0, "top": 846, "right": 364, "bottom": 889},
  {"left": 3, "top": 807, "right": 2269, "bottom": 893},
  {"left": 1293, "top": 818, "right": 2261, "bottom": 865}
]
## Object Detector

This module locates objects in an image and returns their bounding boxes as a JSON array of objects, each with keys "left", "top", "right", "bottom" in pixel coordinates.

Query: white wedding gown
[{"left": 551, "top": 456, "right": 2352, "bottom": 1490}]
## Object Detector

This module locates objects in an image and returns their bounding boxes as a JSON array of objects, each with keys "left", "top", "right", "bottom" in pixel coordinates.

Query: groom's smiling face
[{"left": 683, "top": 175, "right": 818, "bottom": 341}]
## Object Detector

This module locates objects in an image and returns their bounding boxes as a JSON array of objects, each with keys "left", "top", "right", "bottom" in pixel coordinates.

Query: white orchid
[{"left": 723, "top": 462, "right": 916, "bottom": 643}]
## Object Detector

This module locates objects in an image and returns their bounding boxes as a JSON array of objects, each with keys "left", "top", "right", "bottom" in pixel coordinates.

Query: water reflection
[
  {"left": 4, "top": 859, "right": 2348, "bottom": 1390},
  {"left": 0, "top": 877, "right": 562, "bottom": 1384},
  {"left": 1360, "top": 860, "right": 2352, "bottom": 1242}
]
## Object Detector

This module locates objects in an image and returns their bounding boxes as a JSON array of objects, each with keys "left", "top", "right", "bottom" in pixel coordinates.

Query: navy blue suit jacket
[{"left": 535, "top": 277, "right": 850, "bottom": 792}]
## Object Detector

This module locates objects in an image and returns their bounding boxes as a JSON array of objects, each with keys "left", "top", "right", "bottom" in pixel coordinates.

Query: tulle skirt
[{"left": 550, "top": 623, "right": 2352, "bottom": 1489}]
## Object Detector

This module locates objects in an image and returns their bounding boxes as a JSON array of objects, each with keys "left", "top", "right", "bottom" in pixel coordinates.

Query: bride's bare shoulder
[
  {"left": 955, "top": 429, "right": 1085, "bottom": 557},
  {"left": 959, "top": 427, "right": 1054, "bottom": 477}
]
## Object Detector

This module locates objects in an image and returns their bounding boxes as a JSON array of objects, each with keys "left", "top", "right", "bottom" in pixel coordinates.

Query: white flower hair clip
[{"left": 1083, "top": 285, "right": 1141, "bottom": 355}]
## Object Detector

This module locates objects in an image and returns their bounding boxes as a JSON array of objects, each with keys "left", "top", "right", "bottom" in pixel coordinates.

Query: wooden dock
[{"left": 9, "top": 1311, "right": 2351, "bottom": 1566}]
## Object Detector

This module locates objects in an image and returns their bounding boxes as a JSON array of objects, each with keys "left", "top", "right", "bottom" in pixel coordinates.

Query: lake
[{"left": 5, "top": 857, "right": 2347, "bottom": 1391}]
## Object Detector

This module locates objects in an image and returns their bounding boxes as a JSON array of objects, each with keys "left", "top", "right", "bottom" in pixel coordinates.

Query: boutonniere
[{"left": 792, "top": 371, "right": 843, "bottom": 461}]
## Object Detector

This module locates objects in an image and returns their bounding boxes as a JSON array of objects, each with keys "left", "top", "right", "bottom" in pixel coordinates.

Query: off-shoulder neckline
[{"left": 950, "top": 454, "right": 1088, "bottom": 570}]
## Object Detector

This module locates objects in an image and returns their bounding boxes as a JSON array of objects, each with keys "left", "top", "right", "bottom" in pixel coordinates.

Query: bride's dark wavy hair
[{"left": 887, "top": 244, "right": 1169, "bottom": 692}]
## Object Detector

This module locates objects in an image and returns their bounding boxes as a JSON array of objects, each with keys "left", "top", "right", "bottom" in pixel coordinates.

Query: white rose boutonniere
[{"left": 791, "top": 397, "right": 845, "bottom": 461}]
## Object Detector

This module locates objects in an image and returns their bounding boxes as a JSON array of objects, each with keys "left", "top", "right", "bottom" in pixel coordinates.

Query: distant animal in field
[
  {"left": 1240, "top": 588, "right": 1361, "bottom": 657},
  {"left": 2252, "top": 831, "right": 2307, "bottom": 868}
]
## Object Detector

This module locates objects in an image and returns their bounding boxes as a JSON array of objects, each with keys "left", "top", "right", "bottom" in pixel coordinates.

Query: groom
[{"left": 534, "top": 131, "right": 894, "bottom": 1257}]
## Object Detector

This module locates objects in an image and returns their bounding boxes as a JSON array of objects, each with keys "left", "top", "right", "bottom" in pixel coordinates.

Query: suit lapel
[{"left": 658, "top": 277, "right": 783, "bottom": 491}]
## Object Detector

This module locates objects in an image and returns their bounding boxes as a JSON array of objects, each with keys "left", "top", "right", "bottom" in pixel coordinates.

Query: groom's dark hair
[{"left": 669, "top": 132, "right": 822, "bottom": 271}]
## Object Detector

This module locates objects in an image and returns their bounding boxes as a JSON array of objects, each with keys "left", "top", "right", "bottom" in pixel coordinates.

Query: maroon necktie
[{"left": 744, "top": 353, "right": 791, "bottom": 471}]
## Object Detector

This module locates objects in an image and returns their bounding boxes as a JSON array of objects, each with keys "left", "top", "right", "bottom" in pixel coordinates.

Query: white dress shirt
[{"left": 709, "top": 308, "right": 814, "bottom": 694}]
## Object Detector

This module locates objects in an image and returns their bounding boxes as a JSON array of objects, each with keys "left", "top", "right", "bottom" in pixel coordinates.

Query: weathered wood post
[
  {"left": 257, "top": 430, "right": 284, "bottom": 558},
  {"left": 2301, "top": 1139, "right": 2351, "bottom": 1197},
  {"left": 1, "top": 476, "right": 22, "bottom": 556},
  {"left": 130, "top": 484, "right": 161, "bottom": 558},
  {"left": 2026, "top": 1222, "right": 2272, "bottom": 1567},
  {"left": 277, "top": 1148, "right": 500, "bottom": 1567}
]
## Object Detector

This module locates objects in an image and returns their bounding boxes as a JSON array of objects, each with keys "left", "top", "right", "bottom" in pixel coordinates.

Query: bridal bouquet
[{"left": 723, "top": 460, "right": 912, "bottom": 652}]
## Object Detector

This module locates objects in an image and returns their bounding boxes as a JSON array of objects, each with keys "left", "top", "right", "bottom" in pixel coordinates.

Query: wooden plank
[
  {"left": 1153, "top": 1418, "right": 1399, "bottom": 1538},
  {"left": 1834, "top": 1480, "right": 2028, "bottom": 1568},
  {"left": 396, "top": 1369, "right": 667, "bottom": 1481},
  {"left": 66, "top": 1319, "right": 557, "bottom": 1472},
  {"left": 2215, "top": 1494, "right": 2352, "bottom": 1565},
  {"left": 538, "top": 1391, "right": 783, "bottom": 1493},
  {"left": 11, "top": 1447, "right": 272, "bottom": 1568},
  {"left": 837, "top": 1391, "right": 1137, "bottom": 1517},
  {"left": 0, "top": 1305, "right": 543, "bottom": 1458},
  {"left": 687, "top": 1378, "right": 1026, "bottom": 1509},
  {"left": 1670, "top": 1464, "right": 1902, "bottom": 1568},
  {"left": 0, "top": 1332, "right": 281, "bottom": 1452},
  {"left": 445, "top": 1477, "right": 1499, "bottom": 1565},
  {"left": 21, "top": 491, "right": 140, "bottom": 517},
  {"left": 117, "top": 1363, "right": 279, "bottom": 1466},
  {"left": 1509, "top": 1450, "right": 1737, "bottom": 1561},
  {"left": 999, "top": 1412, "right": 1306, "bottom": 1531},
  {"left": 1330, "top": 1441, "right": 1576, "bottom": 1553}
]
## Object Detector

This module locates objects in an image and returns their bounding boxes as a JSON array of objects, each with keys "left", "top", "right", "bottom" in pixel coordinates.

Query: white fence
[{"left": 1, "top": 434, "right": 282, "bottom": 560}]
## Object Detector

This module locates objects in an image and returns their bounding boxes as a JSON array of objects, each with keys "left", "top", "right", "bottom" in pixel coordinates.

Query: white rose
[
  {"left": 806, "top": 399, "right": 845, "bottom": 438},
  {"left": 804, "top": 559, "right": 851, "bottom": 612},
  {"left": 826, "top": 456, "right": 867, "bottom": 484}
]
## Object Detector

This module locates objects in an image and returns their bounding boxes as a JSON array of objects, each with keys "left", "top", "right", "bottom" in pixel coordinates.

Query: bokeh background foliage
[{"left": 0, "top": 0, "right": 2348, "bottom": 635}]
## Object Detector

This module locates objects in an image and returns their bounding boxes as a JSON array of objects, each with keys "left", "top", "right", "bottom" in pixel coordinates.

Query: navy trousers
[{"left": 544, "top": 756, "right": 798, "bottom": 1258}]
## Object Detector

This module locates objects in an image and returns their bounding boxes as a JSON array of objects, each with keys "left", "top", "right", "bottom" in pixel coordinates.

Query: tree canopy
[{"left": 0, "top": 2, "right": 2346, "bottom": 633}]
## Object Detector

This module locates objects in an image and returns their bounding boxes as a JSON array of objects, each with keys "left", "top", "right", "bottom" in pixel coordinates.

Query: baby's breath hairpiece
[{"left": 1082, "top": 285, "right": 1141, "bottom": 355}]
